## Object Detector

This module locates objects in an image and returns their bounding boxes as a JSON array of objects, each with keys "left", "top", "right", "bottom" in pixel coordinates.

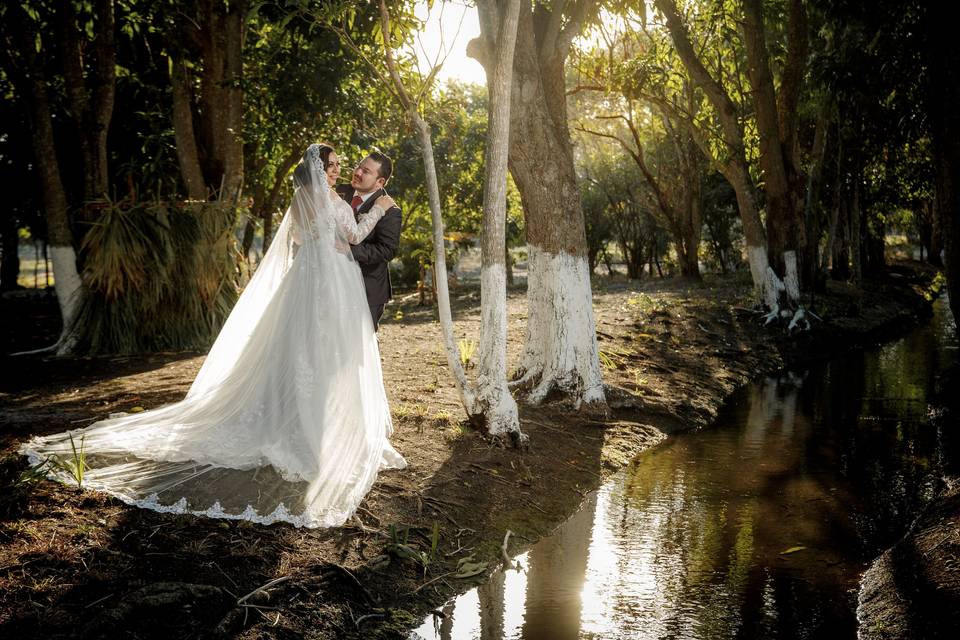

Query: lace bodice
[{"left": 291, "top": 186, "right": 384, "bottom": 252}]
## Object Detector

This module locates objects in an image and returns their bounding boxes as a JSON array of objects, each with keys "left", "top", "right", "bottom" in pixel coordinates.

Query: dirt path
[{"left": 0, "top": 264, "right": 942, "bottom": 639}]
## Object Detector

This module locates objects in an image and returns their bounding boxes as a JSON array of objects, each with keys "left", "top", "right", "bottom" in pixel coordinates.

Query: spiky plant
[{"left": 68, "top": 198, "right": 240, "bottom": 354}]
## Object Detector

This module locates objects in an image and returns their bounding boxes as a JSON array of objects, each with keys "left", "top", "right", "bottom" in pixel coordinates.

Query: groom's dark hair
[{"left": 368, "top": 151, "right": 393, "bottom": 183}]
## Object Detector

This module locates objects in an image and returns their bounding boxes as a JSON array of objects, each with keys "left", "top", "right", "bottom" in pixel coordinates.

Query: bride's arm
[{"left": 329, "top": 190, "right": 390, "bottom": 244}]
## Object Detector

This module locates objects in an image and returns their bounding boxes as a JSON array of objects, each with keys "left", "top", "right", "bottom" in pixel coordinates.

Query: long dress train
[{"left": 19, "top": 174, "right": 406, "bottom": 528}]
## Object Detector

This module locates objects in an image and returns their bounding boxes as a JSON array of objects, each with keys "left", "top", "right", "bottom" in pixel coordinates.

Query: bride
[{"left": 19, "top": 143, "right": 406, "bottom": 528}]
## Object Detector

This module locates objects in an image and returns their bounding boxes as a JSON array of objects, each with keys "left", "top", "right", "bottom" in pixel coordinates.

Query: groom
[{"left": 338, "top": 152, "right": 401, "bottom": 331}]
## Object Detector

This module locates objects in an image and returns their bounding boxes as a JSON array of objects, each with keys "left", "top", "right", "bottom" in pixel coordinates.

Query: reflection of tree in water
[
  {"left": 476, "top": 567, "right": 505, "bottom": 640},
  {"left": 813, "top": 321, "right": 950, "bottom": 554},
  {"left": 426, "top": 308, "right": 955, "bottom": 639},
  {"left": 596, "top": 373, "right": 865, "bottom": 637},
  {"left": 436, "top": 600, "right": 454, "bottom": 639},
  {"left": 518, "top": 491, "right": 597, "bottom": 639}
]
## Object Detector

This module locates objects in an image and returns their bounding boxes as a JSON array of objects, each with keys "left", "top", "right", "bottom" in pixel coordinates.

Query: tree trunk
[
  {"left": 930, "top": 196, "right": 944, "bottom": 267},
  {"left": 655, "top": 0, "right": 778, "bottom": 308},
  {"left": 169, "top": 57, "right": 207, "bottom": 200},
  {"left": 803, "top": 107, "right": 831, "bottom": 286},
  {"left": 59, "top": 0, "right": 116, "bottom": 205},
  {"left": 473, "top": 0, "right": 523, "bottom": 440},
  {"left": 172, "top": 0, "right": 245, "bottom": 202},
  {"left": 413, "top": 115, "right": 477, "bottom": 416},
  {"left": 832, "top": 194, "right": 851, "bottom": 280},
  {"left": 928, "top": 3, "right": 960, "bottom": 328},
  {"left": 14, "top": 11, "right": 84, "bottom": 352},
  {"left": 850, "top": 180, "right": 862, "bottom": 283},
  {"left": 221, "top": 0, "right": 245, "bottom": 202},
  {"left": 742, "top": 0, "right": 802, "bottom": 305},
  {"left": 492, "top": 4, "right": 605, "bottom": 411},
  {"left": 376, "top": 0, "right": 479, "bottom": 425}
]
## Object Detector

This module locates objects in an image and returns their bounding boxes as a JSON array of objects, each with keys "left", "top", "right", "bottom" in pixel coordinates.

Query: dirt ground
[{"left": 0, "top": 262, "right": 947, "bottom": 639}]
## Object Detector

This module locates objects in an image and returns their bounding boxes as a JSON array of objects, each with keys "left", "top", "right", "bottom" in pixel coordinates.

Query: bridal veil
[{"left": 19, "top": 144, "right": 406, "bottom": 528}]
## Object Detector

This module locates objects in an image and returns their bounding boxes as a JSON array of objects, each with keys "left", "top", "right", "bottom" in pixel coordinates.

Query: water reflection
[{"left": 413, "top": 300, "right": 956, "bottom": 640}]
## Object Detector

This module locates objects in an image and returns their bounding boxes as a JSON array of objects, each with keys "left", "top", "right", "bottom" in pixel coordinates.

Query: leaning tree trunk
[
  {"left": 412, "top": 115, "right": 478, "bottom": 415},
  {"left": 655, "top": 0, "right": 780, "bottom": 310},
  {"left": 473, "top": 0, "right": 523, "bottom": 440},
  {"left": 494, "top": 5, "right": 605, "bottom": 411},
  {"left": 375, "top": 0, "right": 477, "bottom": 419}
]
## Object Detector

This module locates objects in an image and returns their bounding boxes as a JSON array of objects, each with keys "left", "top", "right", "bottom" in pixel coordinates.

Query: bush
[{"left": 68, "top": 199, "right": 240, "bottom": 354}]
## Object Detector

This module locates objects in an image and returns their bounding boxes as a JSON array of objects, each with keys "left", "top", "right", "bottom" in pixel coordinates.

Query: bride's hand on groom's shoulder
[{"left": 375, "top": 195, "right": 395, "bottom": 211}]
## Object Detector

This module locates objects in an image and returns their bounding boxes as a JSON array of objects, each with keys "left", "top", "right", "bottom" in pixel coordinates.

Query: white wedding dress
[{"left": 19, "top": 150, "right": 406, "bottom": 528}]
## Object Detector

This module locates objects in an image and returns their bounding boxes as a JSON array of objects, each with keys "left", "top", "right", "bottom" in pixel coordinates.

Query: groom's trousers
[{"left": 370, "top": 303, "right": 385, "bottom": 332}]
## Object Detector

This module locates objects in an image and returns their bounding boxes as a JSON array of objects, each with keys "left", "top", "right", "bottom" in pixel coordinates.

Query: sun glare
[{"left": 415, "top": 0, "right": 485, "bottom": 87}]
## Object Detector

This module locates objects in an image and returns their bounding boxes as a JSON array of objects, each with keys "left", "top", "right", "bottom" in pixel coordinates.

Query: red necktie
[{"left": 351, "top": 194, "right": 362, "bottom": 212}]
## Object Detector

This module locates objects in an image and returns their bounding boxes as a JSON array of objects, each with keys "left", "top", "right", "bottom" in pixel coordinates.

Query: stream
[{"left": 411, "top": 297, "right": 958, "bottom": 639}]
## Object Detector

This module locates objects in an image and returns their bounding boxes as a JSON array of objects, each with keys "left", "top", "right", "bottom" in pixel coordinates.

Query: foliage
[
  {"left": 47, "top": 433, "right": 87, "bottom": 490},
  {"left": 69, "top": 198, "right": 239, "bottom": 354},
  {"left": 458, "top": 338, "right": 477, "bottom": 366},
  {"left": 700, "top": 171, "right": 741, "bottom": 273},
  {"left": 576, "top": 140, "right": 667, "bottom": 279},
  {"left": 380, "top": 521, "right": 441, "bottom": 577},
  {"left": 0, "top": 456, "right": 51, "bottom": 517}
]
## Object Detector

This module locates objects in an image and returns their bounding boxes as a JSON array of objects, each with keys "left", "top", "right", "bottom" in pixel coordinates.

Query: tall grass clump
[{"left": 68, "top": 198, "right": 240, "bottom": 354}]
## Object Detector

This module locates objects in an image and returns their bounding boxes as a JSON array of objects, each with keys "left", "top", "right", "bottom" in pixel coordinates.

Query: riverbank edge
[
  {"left": 0, "top": 264, "right": 948, "bottom": 639},
  {"left": 380, "top": 265, "right": 949, "bottom": 640},
  {"left": 856, "top": 359, "right": 960, "bottom": 640}
]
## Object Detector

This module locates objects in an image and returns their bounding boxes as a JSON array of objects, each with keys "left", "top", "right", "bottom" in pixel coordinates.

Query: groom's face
[{"left": 350, "top": 157, "right": 386, "bottom": 194}]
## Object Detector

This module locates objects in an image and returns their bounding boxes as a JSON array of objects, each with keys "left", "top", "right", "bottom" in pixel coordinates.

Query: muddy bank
[
  {"left": 857, "top": 360, "right": 960, "bottom": 640},
  {"left": 0, "top": 262, "right": 945, "bottom": 639}
]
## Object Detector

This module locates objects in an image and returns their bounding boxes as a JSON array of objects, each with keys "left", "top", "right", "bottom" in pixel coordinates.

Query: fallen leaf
[
  {"left": 780, "top": 546, "right": 806, "bottom": 555},
  {"left": 453, "top": 561, "right": 487, "bottom": 578}
]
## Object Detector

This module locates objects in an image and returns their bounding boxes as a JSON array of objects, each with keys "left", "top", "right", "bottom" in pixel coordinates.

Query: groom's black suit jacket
[{"left": 336, "top": 184, "right": 402, "bottom": 325}]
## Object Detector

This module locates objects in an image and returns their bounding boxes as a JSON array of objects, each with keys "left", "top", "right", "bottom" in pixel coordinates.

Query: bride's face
[{"left": 325, "top": 151, "right": 341, "bottom": 187}]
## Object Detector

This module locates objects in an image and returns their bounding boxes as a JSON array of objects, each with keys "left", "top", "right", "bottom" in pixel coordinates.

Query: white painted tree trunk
[
  {"left": 748, "top": 244, "right": 781, "bottom": 312},
  {"left": 14, "top": 245, "right": 84, "bottom": 356},
  {"left": 412, "top": 115, "right": 476, "bottom": 415},
  {"left": 375, "top": 0, "right": 476, "bottom": 418},
  {"left": 513, "top": 247, "right": 605, "bottom": 409},
  {"left": 498, "top": 5, "right": 608, "bottom": 414},
  {"left": 783, "top": 250, "right": 800, "bottom": 303},
  {"left": 474, "top": 0, "right": 523, "bottom": 442},
  {"left": 51, "top": 245, "right": 83, "bottom": 354},
  {"left": 476, "top": 264, "right": 520, "bottom": 438},
  {"left": 751, "top": 245, "right": 804, "bottom": 325}
]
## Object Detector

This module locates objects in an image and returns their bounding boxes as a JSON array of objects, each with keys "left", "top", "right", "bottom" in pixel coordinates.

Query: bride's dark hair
[{"left": 293, "top": 143, "right": 335, "bottom": 188}]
